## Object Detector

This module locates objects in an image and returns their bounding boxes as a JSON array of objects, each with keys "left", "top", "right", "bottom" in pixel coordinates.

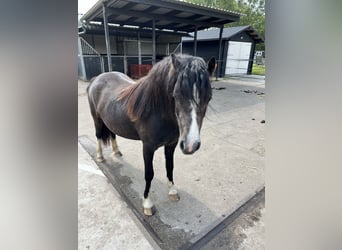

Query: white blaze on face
[
  {"left": 186, "top": 102, "right": 200, "bottom": 151},
  {"left": 193, "top": 84, "right": 200, "bottom": 104}
]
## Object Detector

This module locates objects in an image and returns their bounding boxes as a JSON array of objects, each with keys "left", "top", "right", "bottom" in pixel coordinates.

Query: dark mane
[
  {"left": 118, "top": 56, "right": 177, "bottom": 121},
  {"left": 176, "top": 56, "right": 212, "bottom": 107},
  {"left": 118, "top": 54, "right": 211, "bottom": 121}
]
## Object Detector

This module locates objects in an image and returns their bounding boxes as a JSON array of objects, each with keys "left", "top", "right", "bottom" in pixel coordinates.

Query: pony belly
[
  {"left": 103, "top": 102, "right": 141, "bottom": 140},
  {"left": 110, "top": 126, "right": 140, "bottom": 140}
]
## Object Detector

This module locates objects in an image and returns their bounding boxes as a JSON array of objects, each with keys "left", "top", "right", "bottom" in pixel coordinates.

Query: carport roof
[
  {"left": 80, "top": 0, "right": 241, "bottom": 33},
  {"left": 182, "top": 25, "right": 264, "bottom": 43},
  {"left": 79, "top": 22, "right": 190, "bottom": 37}
]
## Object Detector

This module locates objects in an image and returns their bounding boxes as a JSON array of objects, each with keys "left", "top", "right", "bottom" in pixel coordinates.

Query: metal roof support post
[
  {"left": 194, "top": 25, "right": 198, "bottom": 56},
  {"left": 123, "top": 39, "right": 127, "bottom": 74},
  {"left": 216, "top": 25, "right": 224, "bottom": 81},
  {"left": 102, "top": 2, "right": 112, "bottom": 72},
  {"left": 152, "top": 19, "right": 156, "bottom": 65},
  {"left": 100, "top": 56, "right": 105, "bottom": 73},
  {"left": 138, "top": 33, "right": 142, "bottom": 64},
  {"left": 247, "top": 42, "right": 256, "bottom": 74}
]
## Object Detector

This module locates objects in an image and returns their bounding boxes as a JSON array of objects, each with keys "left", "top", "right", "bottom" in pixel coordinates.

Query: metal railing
[
  {"left": 79, "top": 37, "right": 100, "bottom": 56},
  {"left": 79, "top": 37, "right": 105, "bottom": 74}
]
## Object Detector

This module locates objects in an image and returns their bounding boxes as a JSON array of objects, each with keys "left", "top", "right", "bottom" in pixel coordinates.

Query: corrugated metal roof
[
  {"left": 182, "top": 25, "right": 264, "bottom": 43},
  {"left": 80, "top": 0, "right": 241, "bottom": 33},
  {"left": 79, "top": 22, "right": 190, "bottom": 37}
]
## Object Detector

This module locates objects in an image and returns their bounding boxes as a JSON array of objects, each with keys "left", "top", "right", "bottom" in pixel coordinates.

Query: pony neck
[{"left": 121, "top": 61, "right": 177, "bottom": 121}]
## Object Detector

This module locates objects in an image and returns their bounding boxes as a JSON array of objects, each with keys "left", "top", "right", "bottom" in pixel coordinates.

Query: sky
[{"left": 78, "top": 0, "right": 98, "bottom": 15}]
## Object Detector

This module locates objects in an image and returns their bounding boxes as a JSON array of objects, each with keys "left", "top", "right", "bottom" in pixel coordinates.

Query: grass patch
[{"left": 252, "top": 64, "right": 265, "bottom": 75}]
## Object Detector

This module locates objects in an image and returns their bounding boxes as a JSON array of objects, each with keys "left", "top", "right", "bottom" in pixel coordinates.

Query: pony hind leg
[
  {"left": 165, "top": 143, "right": 179, "bottom": 201},
  {"left": 96, "top": 139, "right": 104, "bottom": 162},
  {"left": 110, "top": 133, "right": 122, "bottom": 157},
  {"left": 93, "top": 118, "right": 111, "bottom": 162}
]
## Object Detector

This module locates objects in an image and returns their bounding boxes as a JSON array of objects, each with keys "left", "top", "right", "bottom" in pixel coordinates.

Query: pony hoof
[
  {"left": 169, "top": 193, "right": 180, "bottom": 201},
  {"left": 96, "top": 156, "right": 104, "bottom": 162},
  {"left": 111, "top": 152, "right": 123, "bottom": 158},
  {"left": 143, "top": 207, "right": 153, "bottom": 216},
  {"left": 115, "top": 151, "right": 123, "bottom": 157}
]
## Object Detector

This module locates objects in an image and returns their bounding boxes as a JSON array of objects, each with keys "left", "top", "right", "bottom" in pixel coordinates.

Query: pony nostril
[
  {"left": 193, "top": 141, "right": 201, "bottom": 151},
  {"left": 180, "top": 141, "right": 185, "bottom": 151},
  {"left": 195, "top": 141, "right": 201, "bottom": 151}
]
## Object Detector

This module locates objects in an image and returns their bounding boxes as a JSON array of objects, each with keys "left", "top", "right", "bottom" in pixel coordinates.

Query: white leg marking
[
  {"left": 142, "top": 196, "right": 154, "bottom": 216},
  {"left": 96, "top": 139, "right": 104, "bottom": 162},
  {"left": 111, "top": 137, "right": 122, "bottom": 156},
  {"left": 167, "top": 180, "right": 178, "bottom": 196},
  {"left": 142, "top": 196, "right": 154, "bottom": 209},
  {"left": 167, "top": 180, "right": 179, "bottom": 201}
]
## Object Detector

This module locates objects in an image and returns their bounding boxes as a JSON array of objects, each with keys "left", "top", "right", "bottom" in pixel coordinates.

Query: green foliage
[
  {"left": 187, "top": 0, "right": 265, "bottom": 51},
  {"left": 252, "top": 64, "right": 265, "bottom": 75}
]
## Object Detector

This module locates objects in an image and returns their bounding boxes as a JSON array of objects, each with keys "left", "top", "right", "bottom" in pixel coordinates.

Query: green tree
[
  {"left": 187, "top": 0, "right": 265, "bottom": 51},
  {"left": 190, "top": 0, "right": 238, "bottom": 11}
]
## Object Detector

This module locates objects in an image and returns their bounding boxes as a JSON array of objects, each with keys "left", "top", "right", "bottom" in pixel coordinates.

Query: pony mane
[
  {"left": 118, "top": 54, "right": 212, "bottom": 122},
  {"left": 176, "top": 56, "right": 212, "bottom": 107},
  {"left": 118, "top": 56, "right": 177, "bottom": 121}
]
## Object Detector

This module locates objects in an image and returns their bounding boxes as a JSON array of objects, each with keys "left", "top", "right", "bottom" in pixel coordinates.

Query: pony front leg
[
  {"left": 142, "top": 144, "right": 155, "bottom": 216},
  {"left": 167, "top": 181, "right": 179, "bottom": 201},
  {"left": 96, "top": 139, "right": 104, "bottom": 162},
  {"left": 165, "top": 143, "right": 179, "bottom": 201}
]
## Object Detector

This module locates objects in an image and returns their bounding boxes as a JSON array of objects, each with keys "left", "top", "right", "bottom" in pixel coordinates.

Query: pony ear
[
  {"left": 171, "top": 53, "right": 181, "bottom": 71},
  {"left": 207, "top": 57, "right": 216, "bottom": 76}
]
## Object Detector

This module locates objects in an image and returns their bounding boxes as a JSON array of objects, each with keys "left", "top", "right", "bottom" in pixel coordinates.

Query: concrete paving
[
  {"left": 78, "top": 77, "right": 265, "bottom": 249},
  {"left": 200, "top": 190, "right": 265, "bottom": 250},
  {"left": 78, "top": 144, "right": 155, "bottom": 250},
  {"left": 228, "top": 75, "right": 265, "bottom": 84}
]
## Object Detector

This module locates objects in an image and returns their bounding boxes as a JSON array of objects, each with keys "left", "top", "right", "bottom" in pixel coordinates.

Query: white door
[{"left": 225, "top": 41, "right": 252, "bottom": 75}]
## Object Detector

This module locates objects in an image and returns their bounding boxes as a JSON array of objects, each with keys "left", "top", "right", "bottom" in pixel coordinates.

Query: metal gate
[{"left": 78, "top": 37, "right": 104, "bottom": 81}]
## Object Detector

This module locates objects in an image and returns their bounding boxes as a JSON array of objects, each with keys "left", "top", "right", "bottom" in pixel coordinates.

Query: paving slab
[
  {"left": 78, "top": 79, "right": 265, "bottom": 249},
  {"left": 198, "top": 189, "right": 265, "bottom": 250},
  {"left": 78, "top": 143, "right": 155, "bottom": 250}
]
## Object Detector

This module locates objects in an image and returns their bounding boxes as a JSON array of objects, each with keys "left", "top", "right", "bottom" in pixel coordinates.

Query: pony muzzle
[{"left": 180, "top": 139, "right": 201, "bottom": 154}]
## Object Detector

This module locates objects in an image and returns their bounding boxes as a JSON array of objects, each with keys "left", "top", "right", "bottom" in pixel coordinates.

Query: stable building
[
  {"left": 78, "top": 22, "right": 186, "bottom": 79},
  {"left": 182, "top": 25, "right": 264, "bottom": 76},
  {"left": 78, "top": 0, "right": 241, "bottom": 80}
]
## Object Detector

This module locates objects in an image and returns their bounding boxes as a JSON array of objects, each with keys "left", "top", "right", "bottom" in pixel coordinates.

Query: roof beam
[
  {"left": 81, "top": 22, "right": 189, "bottom": 36},
  {"left": 141, "top": 5, "right": 160, "bottom": 13},
  {"left": 165, "top": 10, "right": 183, "bottom": 16},
  {"left": 106, "top": 7, "right": 221, "bottom": 28},
  {"left": 120, "top": 0, "right": 240, "bottom": 21}
]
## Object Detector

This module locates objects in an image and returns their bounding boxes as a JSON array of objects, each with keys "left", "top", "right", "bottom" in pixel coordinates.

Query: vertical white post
[
  {"left": 103, "top": 2, "right": 112, "bottom": 72},
  {"left": 152, "top": 19, "right": 156, "bottom": 65},
  {"left": 138, "top": 33, "right": 142, "bottom": 64}
]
